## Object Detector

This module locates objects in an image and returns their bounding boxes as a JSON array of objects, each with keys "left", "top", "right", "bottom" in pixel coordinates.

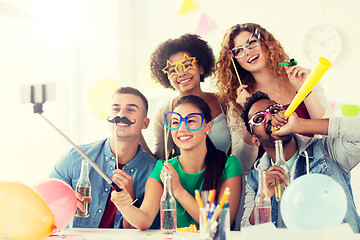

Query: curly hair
[
  {"left": 215, "top": 23, "right": 289, "bottom": 122},
  {"left": 150, "top": 34, "right": 215, "bottom": 90},
  {"left": 241, "top": 91, "right": 270, "bottom": 135}
]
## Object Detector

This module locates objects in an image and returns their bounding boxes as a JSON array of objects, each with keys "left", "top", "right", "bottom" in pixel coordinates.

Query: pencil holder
[
  {"left": 214, "top": 202, "right": 230, "bottom": 240},
  {"left": 199, "top": 207, "right": 206, "bottom": 238}
]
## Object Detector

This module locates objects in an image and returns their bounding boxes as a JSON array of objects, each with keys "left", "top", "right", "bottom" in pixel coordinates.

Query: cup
[
  {"left": 214, "top": 203, "right": 230, "bottom": 240},
  {"left": 199, "top": 207, "right": 206, "bottom": 238}
]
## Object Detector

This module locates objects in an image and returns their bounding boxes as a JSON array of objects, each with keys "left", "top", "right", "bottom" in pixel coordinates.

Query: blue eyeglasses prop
[{"left": 164, "top": 112, "right": 204, "bottom": 131}]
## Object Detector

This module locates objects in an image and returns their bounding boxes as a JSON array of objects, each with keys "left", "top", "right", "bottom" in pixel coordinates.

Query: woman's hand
[
  {"left": 111, "top": 187, "right": 133, "bottom": 210},
  {"left": 285, "top": 65, "right": 310, "bottom": 91},
  {"left": 160, "top": 162, "right": 183, "bottom": 197},
  {"left": 112, "top": 169, "right": 135, "bottom": 200},
  {"left": 236, "top": 85, "right": 251, "bottom": 108}
]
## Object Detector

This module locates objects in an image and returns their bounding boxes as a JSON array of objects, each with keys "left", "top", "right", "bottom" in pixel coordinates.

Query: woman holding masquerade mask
[
  {"left": 111, "top": 95, "right": 242, "bottom": 229},
  {"left": 215, "top": 23, "right": 332, "bottom": 174},
  {"left": 146, "top": 34, "right": 232, "bottom": 160}
]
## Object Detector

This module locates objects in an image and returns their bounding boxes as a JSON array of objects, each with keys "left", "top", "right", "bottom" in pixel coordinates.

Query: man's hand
[
  {"left": 75, "top": 191, "right": 92, "bottom": 212},
  {"left": 264, "top": 166, "right": 290, "bottom": 198},
  {"left": 271, "top": 111, "right": 300, "bottom": 136},
  {"left": 112, "top": 169, "right": 135, "bottom": 200}
]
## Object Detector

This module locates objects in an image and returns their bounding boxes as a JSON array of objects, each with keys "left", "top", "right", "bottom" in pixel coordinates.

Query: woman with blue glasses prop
[
  {"left": 110, "top": 95, "right": 242, "bottom": 230},
  {"left": 145, "top": 34, "right": 232, "bottom": 161},
  {"left": 214, "top": 23, "right": 332, "bottom": 175},
  {"left": 164, "top": 112, "right": 204, "bottom": 132}
]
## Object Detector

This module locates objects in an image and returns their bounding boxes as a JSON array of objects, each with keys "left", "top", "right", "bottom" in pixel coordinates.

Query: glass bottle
[
  {"left": 254, "top": 170, "right": 271, "bottom": 225},
  {"left": 75, "top": 159, "right": 91, "bottom": 218},
  {"left": 160, "top": 172, "right": 177, "bottom": 234},
  {"left": 274, "top": 140, "right": 291, "bottom": 202}
]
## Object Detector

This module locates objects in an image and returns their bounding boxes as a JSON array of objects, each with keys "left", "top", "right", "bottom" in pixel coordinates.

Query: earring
[{"left": 206, "top": 131, "right": 209, "bottom": 134}]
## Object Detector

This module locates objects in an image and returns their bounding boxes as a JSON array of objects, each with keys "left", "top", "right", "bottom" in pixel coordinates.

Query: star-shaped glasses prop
[{"left": 162, "top": 53, "right": 198, "bottom": 78}]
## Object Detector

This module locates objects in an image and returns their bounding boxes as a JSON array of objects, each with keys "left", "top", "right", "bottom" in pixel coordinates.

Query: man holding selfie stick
[{"left": 30, "top": 86, "right": 159, "bottom": 228}]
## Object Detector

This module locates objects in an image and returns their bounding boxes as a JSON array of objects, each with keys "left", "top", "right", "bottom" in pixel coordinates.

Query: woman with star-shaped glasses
[
  {"left": 111, "top": 95, "right": 242, "bottom": 230},
  {"left": 142, "top": 34, "right": 232, "bottom": 162}
]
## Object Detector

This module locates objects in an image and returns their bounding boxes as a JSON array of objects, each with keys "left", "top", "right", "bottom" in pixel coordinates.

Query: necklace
[
  {"left": 257, "top": 86, "right": 280, "bottom": 98},
  {"left": 255, "top": 78, "right": 282, "bottom": 98}
]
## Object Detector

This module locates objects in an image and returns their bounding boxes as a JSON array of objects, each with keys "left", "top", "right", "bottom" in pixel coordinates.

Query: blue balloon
[{"left": 280, "top": 174, "right": 347, "bottom": 230}]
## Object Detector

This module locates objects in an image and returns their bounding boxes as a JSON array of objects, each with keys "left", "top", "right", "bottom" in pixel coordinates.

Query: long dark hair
[{"left": 174, "top": 95, "right": 227, "bottom": 197}]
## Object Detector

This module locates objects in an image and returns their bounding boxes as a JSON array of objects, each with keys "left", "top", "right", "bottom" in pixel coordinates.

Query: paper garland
[
  {"left": 177, "top": 0, "right": 216, "bottom": 35},
  {"left": 178, "top": 0, "right": 199, "bottom": 15},
  {"left": 196, "top": 13, "right": 216, "bottom": 35}
]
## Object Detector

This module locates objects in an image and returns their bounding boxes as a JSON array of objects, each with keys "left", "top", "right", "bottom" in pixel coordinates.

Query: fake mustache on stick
[{"left": 107, "top": 116, "right": 136, "bottom": 125}]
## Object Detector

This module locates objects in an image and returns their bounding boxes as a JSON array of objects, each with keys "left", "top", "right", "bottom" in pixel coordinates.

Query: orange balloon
[{"left": 0, "top": 182, "right": 56, "bottom": 240}]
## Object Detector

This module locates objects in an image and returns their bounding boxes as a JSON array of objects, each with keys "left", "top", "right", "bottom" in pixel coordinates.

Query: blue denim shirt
[
  {"left": 50, "top": 138, "right": 159, "bottom": 229},
  {"left": 242, "top": 117, "right": 360, "bottom": 233}
]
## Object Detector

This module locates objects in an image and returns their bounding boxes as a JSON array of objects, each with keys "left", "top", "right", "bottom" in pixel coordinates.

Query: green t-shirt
[{"left": 149, "top": 155, "right": 242, "bottom": 228}]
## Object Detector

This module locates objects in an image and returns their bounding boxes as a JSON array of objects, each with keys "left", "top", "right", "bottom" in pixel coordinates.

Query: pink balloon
[{"left": 34, "top": 178, "right": 77, "bottom": 233}]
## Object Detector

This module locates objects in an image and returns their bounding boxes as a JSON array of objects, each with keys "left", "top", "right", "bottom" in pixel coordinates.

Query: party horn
[{"left": 274, "top": 57, "right": 331, "bottom": 130}]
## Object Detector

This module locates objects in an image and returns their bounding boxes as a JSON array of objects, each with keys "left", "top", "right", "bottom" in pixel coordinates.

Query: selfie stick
[
  {"left": 30, "top": 85, "right": 121, "bottom": 192},
  {"left": 274, "top": 57, "right": 331, "bottom": 130}
]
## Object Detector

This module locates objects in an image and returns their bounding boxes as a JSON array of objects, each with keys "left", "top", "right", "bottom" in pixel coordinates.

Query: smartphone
[{"left": 21, "top": 83, "right": 56, "bottom": 104}]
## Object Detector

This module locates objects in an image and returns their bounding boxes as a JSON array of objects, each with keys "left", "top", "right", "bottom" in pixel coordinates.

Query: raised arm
[
  {"left": 323, "top": 117, "right": 360, "bottom": 172},
  {"left": 286, "top": 66, "right": 332, "bottom": 119},
  {"left": 272, "top": 113, "right": 360, "bottom": 172},
  {"left": 271, "top": 111, "right": 329, "bottom": 136}
]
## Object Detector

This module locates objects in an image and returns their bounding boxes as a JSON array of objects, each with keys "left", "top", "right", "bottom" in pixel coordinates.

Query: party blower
[
  {"left": 21, "top": 83, "right": 121, "bottom": 192},
  {"left": 274, "top": 57, "right": 332, "bottom": 130}
]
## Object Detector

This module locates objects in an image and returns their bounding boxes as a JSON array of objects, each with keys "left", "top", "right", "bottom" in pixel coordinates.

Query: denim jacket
[
  {"left": 50, "top": 138, "right": 158, "bottom": 228},
  {"left": 241, "top": 117, "right": 360, "bottom": 233}
]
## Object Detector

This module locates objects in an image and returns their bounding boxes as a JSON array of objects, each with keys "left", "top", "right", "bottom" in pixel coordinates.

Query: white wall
[{"left": 1, "top": 0, "right": 359, "bottom": 211}]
